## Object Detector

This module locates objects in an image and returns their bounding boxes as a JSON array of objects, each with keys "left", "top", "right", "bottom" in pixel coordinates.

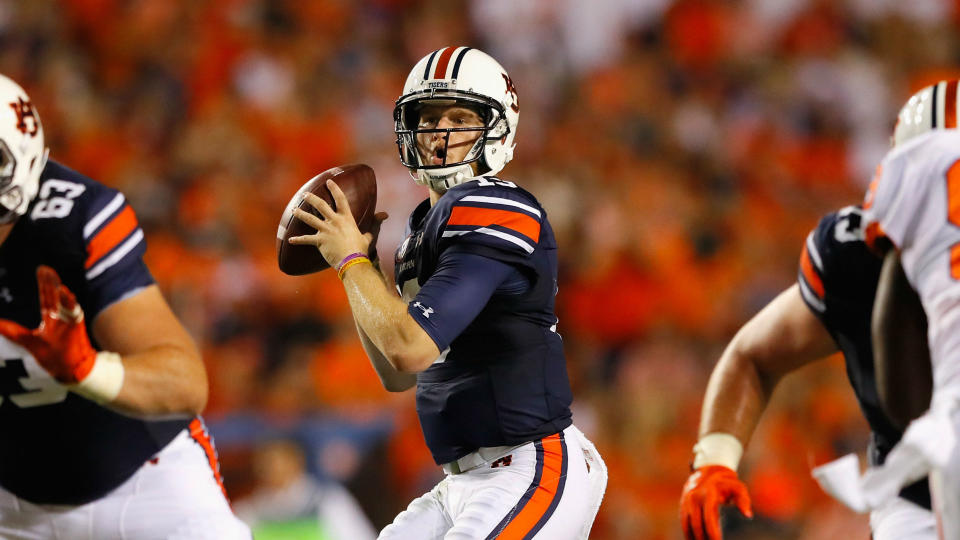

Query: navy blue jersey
[
  {"left": 0, "top": 160, "right": 188, "bottom": 505},
  {"left": 798, "top": 205, "right": 929, "bottom": 509},
  {"left": 394, "top": 177, "right": 573, "bottom": 465}
]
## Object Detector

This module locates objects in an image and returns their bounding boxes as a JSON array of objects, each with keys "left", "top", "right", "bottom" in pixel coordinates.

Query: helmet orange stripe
[
  {"left": 946, "top": 80, "right": 958, "bottom": 129},
  {"left": 433, "top": 46, "right": 457, "bottom": 79}
]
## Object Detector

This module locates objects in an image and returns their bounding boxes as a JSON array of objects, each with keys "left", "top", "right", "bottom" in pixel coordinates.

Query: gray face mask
[{"left": 0, "top": 185, "right": 22, "bottom": 225}]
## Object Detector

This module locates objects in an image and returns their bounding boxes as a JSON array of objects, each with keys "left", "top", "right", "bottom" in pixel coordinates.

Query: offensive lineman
[
  {"left": 679, "top": 204, "right": 936, "bottom": 540},
  {"left": 0, "top": 75, "right": 250, "bottom": 538},
  {"left": 290, "top": 47, "right": 607, "bottom": 539}
]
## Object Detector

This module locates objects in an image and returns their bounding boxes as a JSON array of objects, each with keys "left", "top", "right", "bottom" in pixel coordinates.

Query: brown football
[{"left": 276, "top": 164, "right": 378, "bottom": 275}]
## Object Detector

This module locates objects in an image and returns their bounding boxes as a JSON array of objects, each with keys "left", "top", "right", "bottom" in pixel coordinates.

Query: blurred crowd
[{"left": 5, "top": 0, "right": 960, "bottom": 538}]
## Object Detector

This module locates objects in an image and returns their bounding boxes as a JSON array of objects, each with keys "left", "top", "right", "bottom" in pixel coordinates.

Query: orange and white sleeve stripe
[
  {"left": 798, "top": 232, "right": 827, "bottom": 313},
  {"left": 443, "top": 195, "right": 543, "bottom": 254},
  {"left": 83, "top": 193, "right": 145, "bottom": 280}
]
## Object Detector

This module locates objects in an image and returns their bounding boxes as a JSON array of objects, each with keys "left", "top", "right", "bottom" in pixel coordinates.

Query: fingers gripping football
[
  {"left": 0, "top": 266, "right": 97, "bottom": 384},
  {"left": 680, "top": 465, "right": 753, "bottom": 540},
  {"left": 290, "top": 179, "right": 373, "bottom": 268}
]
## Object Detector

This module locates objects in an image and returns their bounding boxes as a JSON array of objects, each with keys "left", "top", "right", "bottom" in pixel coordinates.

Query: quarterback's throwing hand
[
  {"left": 680, "top": 465, "right": 753, "bottom": 540},
  {"left": 290, "top": 179, "right": 374, "bottom": 268},
  {"left": 0, "top": 266, "right": 97, "bottom": 384}
]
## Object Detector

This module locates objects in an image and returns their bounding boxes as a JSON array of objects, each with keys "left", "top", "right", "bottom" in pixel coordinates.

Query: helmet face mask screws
[{"left": 394, "top": 47, "right": 519, "bottom": 192}]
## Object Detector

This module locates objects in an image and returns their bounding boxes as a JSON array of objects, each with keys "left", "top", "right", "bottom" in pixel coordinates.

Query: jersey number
[
  {"left": 30, "top": 179, "right": 86, "bottom": 220},
  {"left": 834, "top": 206, "right": 865, "bottom": 243},
  {"left": 476, "top": 177, "right": 516, "bottom": 188},
  {"left": 0, "top": 357, "right": 68, "bottom": 408},
  {"left": 947, "top": 161, "right": 960, "bottom": 280}
]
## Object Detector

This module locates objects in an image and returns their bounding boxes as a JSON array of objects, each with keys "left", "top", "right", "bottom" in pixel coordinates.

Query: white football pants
[
  {"left": 0, "top": 426, "right": 251, "bottom": 540},
  {"left": 379, "top": 424, "right": 607, "bottom": 540},
  {"left": 869, "top": 496, "right": 936, "bottom": 540},
  {"left": 931, "top": 407, "right": 960, "bottom": 540}
]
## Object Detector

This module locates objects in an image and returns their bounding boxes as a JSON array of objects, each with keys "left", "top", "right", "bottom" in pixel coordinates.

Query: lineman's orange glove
[
  {"left": 680, "top": 465, "right": 753, "bottom": 540},
  {"left": 0, "top": 266, "right": 97, "bottom": 383}
]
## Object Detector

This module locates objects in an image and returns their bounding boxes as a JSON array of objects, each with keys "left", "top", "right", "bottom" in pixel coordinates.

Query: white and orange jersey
[{"left": 862, "top": 129, "right": 960, "bottom": 398}]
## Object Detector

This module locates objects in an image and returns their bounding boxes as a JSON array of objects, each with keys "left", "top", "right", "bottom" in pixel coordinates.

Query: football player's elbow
[
  {"left": 383, "top": 320, "right": 440, "bottom": 373},
  {"left": 185, "top": 375, "right": 209, "bottom": 415},
  {"left": 728, "top": 330, "right": 780, "bottom": 389},
  {"left": 175, "top": 347, "right": 209, "bottom": 414},
  {"left": 385, "top": 348, "right": 436, "bottom": 374},
  {"left": 380, "top": 375, "right": 416, "bottom": 393}
]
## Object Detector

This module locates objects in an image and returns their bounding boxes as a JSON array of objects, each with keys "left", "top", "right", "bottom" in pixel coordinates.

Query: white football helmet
[
  {"left": 0, "top": 74, "right": 47, "bottom": 224},
  {"left": 394, "top": 47, "right": 519, "bottom": 192},
  {"left": 892, "top": 79, "right": 960, "bottom": 148}
]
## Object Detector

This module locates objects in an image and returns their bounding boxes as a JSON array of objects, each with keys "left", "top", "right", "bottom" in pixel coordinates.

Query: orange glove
[
  {"left": 0, "top": 266, "right": 97, "bottom": 383},
  {"left": 680, "top": 465, "right": 753, "bottom": 540}
]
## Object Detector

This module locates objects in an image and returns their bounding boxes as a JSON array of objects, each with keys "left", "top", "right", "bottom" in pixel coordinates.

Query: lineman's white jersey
[{"left": 862, "top": 130, "right": 960, "bottom": 399}]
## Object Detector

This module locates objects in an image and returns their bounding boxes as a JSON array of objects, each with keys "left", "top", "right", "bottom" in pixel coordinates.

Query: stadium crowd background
[{"left": 4, "top": 0, "right": 959, "bottom": 538}]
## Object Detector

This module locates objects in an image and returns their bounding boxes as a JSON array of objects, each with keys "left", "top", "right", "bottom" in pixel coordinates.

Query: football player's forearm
[
  {"left": 109, "top": 343, "right": 208, "bottom": 417},
  {"left": 354, "top": 320, "right": 416, "bottom": 391},
  {"left": 341, "top": 263, "right": 439, "bottom": 373},
  {"left": 699, "top": 337, "right": 770, "bottom": 446},
  {"left": 699, "top": 286, "right": 835, "bottom": 445}
]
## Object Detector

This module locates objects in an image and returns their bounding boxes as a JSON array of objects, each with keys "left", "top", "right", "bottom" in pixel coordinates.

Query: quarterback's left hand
[
  {"left": 680, "top": 465, "right": 753, "bottom": 540},
  {"left": 290, "top": 179, "right": 373, "bottom": 269},
  {"left": 0, "top": 266, "right": 97, "bottom": 384}
]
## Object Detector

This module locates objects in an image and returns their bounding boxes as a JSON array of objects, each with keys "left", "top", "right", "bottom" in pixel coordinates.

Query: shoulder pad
[
  {"left": 431, "top": 178, "right": 544, "bottom": 258},
  {"left": 32, "top": 161, "right": 146, "bottom": 281},
  {"left": 798, "top": 206, "right": 877, "bottom": 313}
]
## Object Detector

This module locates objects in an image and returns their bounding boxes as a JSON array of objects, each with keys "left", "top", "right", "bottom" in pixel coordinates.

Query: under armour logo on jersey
[
  {"left": 491, "top": 455, "right": 512, "bottom": 468},
  {"left": 413, "top": 302, "right": 434, "bottom": 318},
  {"left": 9, "top": 97, "right": 39, "bottom": 137},
  {"left": 0, "top": 288, "right": 11, "bottom": 303}
]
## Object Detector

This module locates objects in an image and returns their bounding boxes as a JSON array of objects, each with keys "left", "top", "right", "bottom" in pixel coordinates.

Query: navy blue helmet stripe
[
  {"left": 933, "top": 81, "right": 940, "bottom": 128},
  {"left": 451, "top": 47, "right": 473, "bottom": 79},
  {"left": 423, "top": 49, "right": 440, "bottom": 80}
]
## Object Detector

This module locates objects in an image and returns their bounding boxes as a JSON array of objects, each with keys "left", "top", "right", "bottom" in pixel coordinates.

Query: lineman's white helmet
[
  {"left": 0, "top": 74, "right": 48, "bottom": 224},
  {"left": 892, "top": 79, "right": 960, "bottom": 148},
  {"left": 394, "top": 47, "right": 519, "bottom": 192}
]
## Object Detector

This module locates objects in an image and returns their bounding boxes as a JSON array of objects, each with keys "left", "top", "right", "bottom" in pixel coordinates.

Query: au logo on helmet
[
  {"left": 9, "top": 97, "right": 39, "bottom": 137},
  {"left": 501, "top": 73, "right": 519, "bottom": 113}
]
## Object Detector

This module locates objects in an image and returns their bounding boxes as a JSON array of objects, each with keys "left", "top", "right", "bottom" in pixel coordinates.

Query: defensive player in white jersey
[
  {"left": 290, "top": 47, "right": 607, "bottom": 539},
  {"left": 680, "top": 203, "right": 935, "bottom": 540},
  {"left": 0, "top": 75, "right": 250, "bottom": 538},
  {"left": 859, "top": 79, "right": 960, "bottom": 539}
]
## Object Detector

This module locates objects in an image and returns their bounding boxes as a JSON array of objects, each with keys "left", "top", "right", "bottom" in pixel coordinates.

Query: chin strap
[{"left": 417, "top": 163, "right": 475, "bottom": 192}]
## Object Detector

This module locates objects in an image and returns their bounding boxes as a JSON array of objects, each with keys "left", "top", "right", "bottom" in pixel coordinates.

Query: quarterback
[
  {"left": 291, "top": 47, "right": 607, "bottom": 539},
  {"left": 0, "top": 75, "right": 249, "bottom": 538}
]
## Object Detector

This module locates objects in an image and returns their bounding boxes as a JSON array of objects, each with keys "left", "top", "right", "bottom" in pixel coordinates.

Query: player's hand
[
  {"left": 0, "top": 266, "right": 97, "bottom": 384},
  {"left": 290, "top": 179, "right": 372, "bottom": 268},
  {"left": 680, "top": 465, "right": 753, "bottom": 540}
]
